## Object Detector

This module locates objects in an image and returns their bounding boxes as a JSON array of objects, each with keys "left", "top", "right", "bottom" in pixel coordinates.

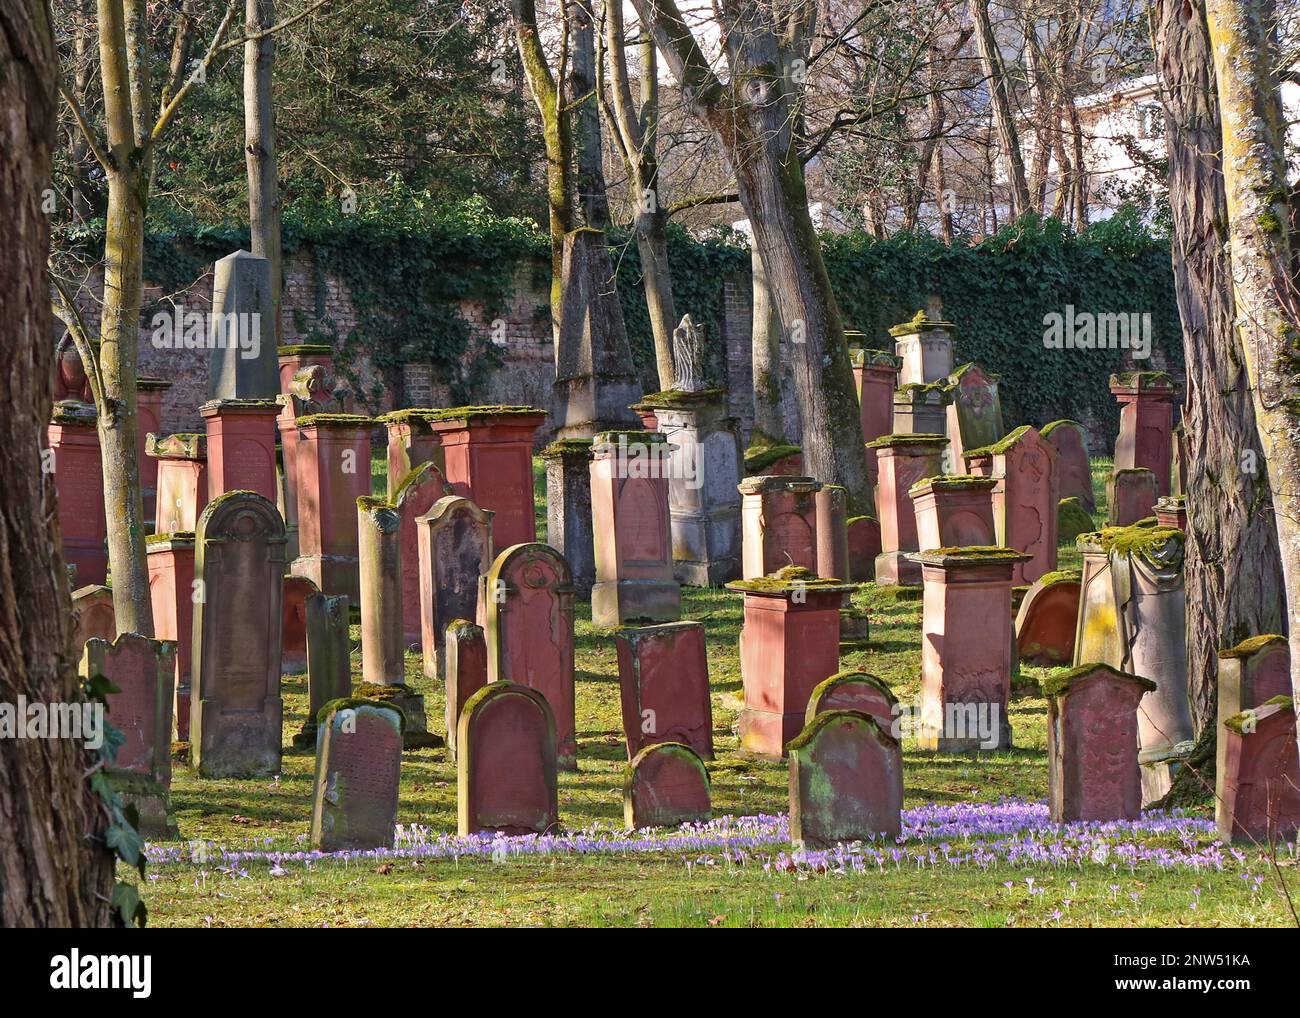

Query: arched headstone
[{"left": 457, "top": 682, "right": 558, "bottom": 836}]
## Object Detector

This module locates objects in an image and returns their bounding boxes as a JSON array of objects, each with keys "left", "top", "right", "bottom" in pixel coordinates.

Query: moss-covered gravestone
[
  {"left": 738, "top": 475, "right": 821, "bottom": 580},
  {"left": 944, "top": 362, "right": 1005, "bottom": 465},
  {"left": 1219, "top": 697, "right": 1300, "bottom": 844},
  {"left": 1057, "top": 496, "right": 1094, "bottom": 545},
  {"left": 1041, "top": 420, "right": 1095, "bottom": 513},
  {"left": 1110, "top": 371, "right": 1174, "bottom": 496},
  {"left": 623, "top": 742, "right": 712, "bottom": 829},
  {"left": 868, "top": 434, "right": 947, "bottom": 586},
  {"left": 788, "top": 709, "right": 903, "bottom": 848},
  {"left": 444, "top": 619, "right": 488, "bottom": 760},
  {"left": 310, "top": 699, "right": 404, "bottom": 851},
  {"left": 458, "top": 682, "right": 558, "bottom": 836},
  {"left": 890, "top": 310, "right": 954, "bottom": 387},
  {"left": 846, "top": 515, "right": 881, "bottom": 583},
  {"left": 909, "top": 475, "right": 997, "bottom": 551},
  {"left": 965, "top": 426, "right": 1060, "bottom": 587},
  {"left": 1107, "top": 467, "right": 1157, "bottom": 527},
  {"left": 393, "top": 461, "right": 454, "bottom": 649},
  {"left": 1014, "top": 570, "right": 1081, "bottom": 666},
  {"left": 805, "top": 671, "right": 897, "bottom": 736},
  {"left": 293, "top": 590, "right": 351, "bottom": 749}
]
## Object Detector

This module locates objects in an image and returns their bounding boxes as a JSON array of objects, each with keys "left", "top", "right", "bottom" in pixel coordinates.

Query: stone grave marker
[{"left": 623, "top": 742, "right": 712, "bottom": 830}]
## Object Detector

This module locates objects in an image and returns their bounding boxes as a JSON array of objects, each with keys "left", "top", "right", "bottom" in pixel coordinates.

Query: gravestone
[
  {"left": 623, "top": 742, "right": 712, "bottom": 830},
  {"left": 207, "top": 250, "right": 279, "bottom": 400},
  {"left": 541, "top": 439, "right": 596, "bottom": 595},
  {"left": 278, "top": 360, "right": 347, "bottom": 560},
  {"left": 149, "top": 432, "right": 208, "bottom": 535},
  {"left": 457, "top": 682, "right": 559, "bottom": 836},
  {"left": 1015, "top": 570, "right": 1081, "bottom": 665},
  {"left": 590, "top": 431, "right": 682, "bottom": 626},
  {"left": 277, "top": 343, "right": 336, "bottom": 394},
  {"left": 392, "top": 461, "right": 454, "bottom": 647},
  {"left": 190, "top": 491, "right": 286, "bottom": 778},
  {"left": 1108, "top": 468, "right": 1158, "bottom": 526},
  {"left": 851, "top": 348, "right": 899, "bottom": 486},
  {"left": 1154, "top": 494, "right": 1187, "bottom": 532},
  {"left": 615, "top": 621, "right": 713, "bottom": 760},
  {"left": 814, "top": 485, "right": 850, "bottom": 581},
  {"left": 292, "top": 413, "right": 374, "bottom": 602},
  {"left": 200, "top": 398, "right": 280, "bottom": 503},
  {"left": 71, "top": 584, "right": 116, "bottom": 664},
  {"left": 738, "top": 475, "right": 821, "bottom": 580},
  {"left": 416, "top": 495, "right": 493, "bottom": 680},
  {"left": 82, "top": 633, "right": 179, "bottom": 839},
  {"left": 909, "top": 475, "right": 997, "bottom": 551},
  {"left": 147, "top": 533, "right": 196, "bottom": 739},
  {"left": 1041, "top": 419, "right": 1095, "bottom": 512},
  {"left": 1111, "top": 371, "right": 1175, "bottom": 495},
  {"left": 1219, "top": 698, "right": 1300, "bottom": 844},
  {"left": 868, "top": 434, "right": 947, "bottom": 585},
  {"left": 892, "top": 383, "right": 948, "bottom": 437},
  {"left": 943, "top": 363, "right": 1005, "bottom": 466},
  {"left": 890, "top": 310, "right": 954, "bottom": 386},
  {"left": 1045, "top": 664, "right": 1153, "bottom": 822},
  {"left": 965, "top": 425, "right": 1059, "bottom": 586},
  {"left": 48, "top": 401, "right": 107, "bottom": 585},
  {"left": 788, "top": 710, "right": 903, "bottom": 848},
  {"left": 444, "top": 619, "right": 488, "bottom": 759},
  {"left": 310, "top": 699, "right": 404, "bottom": 851},
  {"left": 911, "top": 548, "right": 1024, "bottom": 752},
  {"left": 380, "top": 409, "right": 446, "bottom": 500},
  {"left": 805, "top": 670, "right": 897, "bottom": 736},
  {"left": 281, "top": 575, "right": 318, "bottom": 675},
  {"left": 846, "top": 515, "right": 881, "bottom": 582},
  {"left": 1073, "top": 531, "right": 1126, "bottom": 669},
  {"left": 293, "top": 591, "right": 352, "bottom": 749},
  {"left": 485, "top": 543, "right": 577, "bottom": 770}
]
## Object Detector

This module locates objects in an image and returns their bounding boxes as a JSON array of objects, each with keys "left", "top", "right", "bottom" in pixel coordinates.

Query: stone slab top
[
  {"left": 893, "top": 381, "right": 948, "bottom": 398},
  {"left": 146, "top": 432, "right": 206, "bottom": 459},
  {"left": 137, "top": 376, "right": 174, "bottom": 392},
  {"left": 377, "top": 408, "right": 444, "bottom": 426},
  {"left": 944, "top": 361, "right": 1000, "bottom": 387},
  {"left": 539, "top": 437, "right": 595, "bottom": 460},
  {"left": 737, "top": 474, "right": 821, "bottom": 495},
  {"left": 593, "top": 430, "right": 670, "bottom": 448},
  {"left": 1038, "top": 418, "right": 1085, "bottom": 438},
  {"left": 908, "top": 474, "right": 998, "bottom": 497},
  {"left": 743, "top": 442, "right": 802, "bottom": 474},
  {"left": 1138, "top": 740, "right": 1196, "bottom": 765},
  {"left": 1224, "top": 696, "right": 1294, "bottom": 734},
  {"left": 787, "top": 706, "right": 897, "bottom": 751},
  {"left": 1109, "top": 370, "right": 1176, "bottom": 394},
  {"left": 888, "top": 310, "right": 955, "bottom": 338},
  {"left": 726, "top": 565, "right": 856, "bottom": 597},
  {"left": 294, "top": 413, "right": 376, "bottom": 429},
  {"left": 1030, "top": 568, "right": 1082, "bottom": 589},
  {"left": 1154, "top": 494, "right": 1186, "bottom": 510},
  {"left": 50, "top": 400, "right": 97, "bottom": 427},
  {"left": 1076, "top": 523, "right": 1184, "bottom": 564},
  {"left": 1041, "top": 662, "right": 1156, "bottom": 699},
  {"left": 962, "top": 423, "right": 1034, "bottom": 459},
  {"left": 277, "top": 344, "right": 334, "bottom": 357},
  {"left": 421, "top": 405, "right": 547, "bottom": 428},
  {"left": 906, "top": 546, "right": 1031, "bottom": 569},
  {"left": 200, "top": 398, "right": 281, "bottom": 416},
  {"left": 865, "top": 432, "right": 947, "bottom": 450},
  {"left": 631, "top": 387, "right": 726, "bottom": 410},
  {"left": 317, "top": 696, "right": 406, "bottom": 733},
  {"left": 614, "top": 619, "right": 705, "bottom": 643},
  {"left": 849, "top": 347, "right": 900, "bottom": 369},
  {"left": 1218, "top": 634, "right": 1288, "bottom": 660}
]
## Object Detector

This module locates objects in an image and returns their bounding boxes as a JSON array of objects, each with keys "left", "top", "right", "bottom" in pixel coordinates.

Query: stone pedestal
[
  {"left": 1111, "top": 371, "right": 1175, "bottom": 495},
  {"left": 207, "top": 249, "right": 279, "bottom": 400},
  {"left": 1154, "top": 494, "right": 1187, "bottom": 532},
  {"left": 851, "top": 348, "right": 899, "bottom": 486},
  {"left": 277, "top": 343, "right": 335, "bottom": 394},
  {"left": 965, "top": 425, "right": 1059, "bottom": 586},
  {"left": 381, "top": 410, "right": 446, "bottom": 501},
  {"left": 727, "top": 569, "right": 855, "bottom": 758},
  {"left": 200, "top": 398, "right": 280, "bottom": 503},
  {"left": 892, "top": 383, "right": 948, "bottom": 437},
  {"left": 147, "top": 533, "right": 196, "bottom": 741},
  {"left": 1107, "top": 468, "right": 1157, "bottom": 526},
  {"left": 639, "top": 391, "right": 743, "bottom": 587},
  {"left": 541, "top": 439, "right": 596, "bottom": 596},
  {"left": 48, "top": 401, "right": 107, "bottom": 586},
  {"left": 738, "top": 475, "right": 822, "bottom": 580},
  {"left": 890, "top": 311, "right": 954, "bottom": 386},
  {"left": 149, "top": 433, "right": 208, "bottom": 536},
  {"left": 868, "top": 434, "right": 947, "bottom": 585},
  {"left": 909, "top": 475, "right": 997, "bottom": 551},
  {"left": 1042, "top": 419, "right": 1095, "bottom": 512},
  {"left": 912, "top": 548, "right": 1025, "bottom": 752},
  {"left": 590, "top": 431, "right": 681, "bottom": 626},
  {"left": 137, "top": 377, "right": 171, "bottom": 523},
  {"left": 427, "top": 407, "right": 546, "bottom": 549},
  {"left": 292, "top": 414, "right": 374, "bottom": 602}
]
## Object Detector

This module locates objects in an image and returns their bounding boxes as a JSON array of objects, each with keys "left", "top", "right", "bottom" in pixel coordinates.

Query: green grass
[{"left": 135, "top": 455, "right": 1299, "bottom": 927}]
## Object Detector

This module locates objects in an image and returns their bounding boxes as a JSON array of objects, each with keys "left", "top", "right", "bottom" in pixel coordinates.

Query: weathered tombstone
[
  {"left": 48, "top": 401, "right": 107, "bottom": 585},
  {"left": 444, "top": 619, "right": 488, "bottom": 759},
  {"left": 457, "top": 682, "right": 559, "bottom": 836},
  {"left": 965, "top": 425, "right": 1059, "bottom": 586},
  {"left": 892, "top": 383, "right": 948, "bottom": 437},
  {"left": 427, "top": 406, "right": 547, "bottom": 549},
  {"left": 1015, "top": 570, "right": 1081, "bottom": 665},
  {"left": 71, "top": 584, "right": 116, "bottom": 663},
  {"left": 743, "top": 439, "right": 803, "bottom": 477},
  {"left": 890, "top": 310, "right": 954, "bottom": 386},
  {"left": 727, "top": 566, "right": 856, "bottom": 758},
  {"left": 189, "top": 491, "right": 286, "bottom": 778},
  {"left": 541, "top": 439, "right": 596, "bottom": 595},
  {"left": 149, "top": 432, "right": 208, "bottom": 535},
  {"left": 1044, "top": 664, "right": 1154, "bottom": 822},
  {"left": 278, "top": 361, "right": 347, "bottom": 560},
  {"left": 136, "top": 377, "right": 171, "bottom": 521},
  {"left": 207, "top": 250, "right": 279, "bottom": 400},
  {"left": 911, "top": 548, "right": 1025, "bottom": 752},
  {"left": 738, "top": 475, "right": 821, "bottom": 580},
  {"left": 1219, "top": 697, "right": 1300, "bottom": 844},
  {"left": 1110, "top": 371, "right": 1175, "bottom": 495},
  {"left": 392, "top": 461, "right": 453, "bottom": 647},
  {"left": 82, "top": 633, "right": 179, "bottom": 839},
  {"left": 1154, "top": 494, "right": 1187, "bottom": 533},
  {"left": 943, "top": 363, "right": 1005, "bottom": 466},
  {"left": 280, "top": 574, "right": 318, "bottom": 674},
  {"left": 1073, "top": 531, "right": 1126, "bottom": 669},
  {"left": 310, "top": 699, "right": 403, "bottom": 851},
  {"left": 379, "top": 409, "right": 446, "bottom": 500},
  {"left": 147, "top": 533, "right": 195, "bottom": 739},
  {"left": 416, "top": 495, "right": 493, "bottom": 680},
  {"left": 200, "top": 398, "right": 280, "bottom": 502},
  {"left": 292, "top": 413, "right": 374, "bottom": 602},
  {"left": 909, "top": 475, "right": 997, "bottom": 551},
  {"left": 590, "top": 431, "right": 682, "bottom": 626},
  {"left": 805, "top": 670, "right": 897, "bottom": 735},
  {"left": 1057, "top": 496, "right": 1094, "bottom": 545},
  {"left": 868, "top": 434, "right": 947, "bottom": 585},
  {"left": 846, "top": 515, "right": 881, "bottom": 583},
  {"left": 293, "top": 591, "right": 352, "bottom": 749},
  {"left": 552, "top": 227, "right": 643, "bottom": 440},
  {"left": 624, "top": 742, "right": 712, "bottom": 829},
  {"left": 851, "top": 348, "right": 899, "bottom": 486},
  {"left": 484, "top": 543, "right": 577, "bottom": 770},
  {"left": 1041, "top": 419, "right": 1095, "bottom": 512},
  {"left": 788, "top": 710, "right": 903, "bottom": 848},
  {"left": 278, "top": 342, "right": 336, "bottom": 394},
  {"left": 1108, "top": 467, "right": 1158, "bottom": 526},
  {"left": 615, "top": 621, "right": 713, "bottom": 760}
]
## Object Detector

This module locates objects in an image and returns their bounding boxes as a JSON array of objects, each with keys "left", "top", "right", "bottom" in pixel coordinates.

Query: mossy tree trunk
[
  {"left": 750, "top": 243, "right": 788, "bottom": 444},
  {"left": 0, "top": 0, "right": 115, "bottom": 927}
]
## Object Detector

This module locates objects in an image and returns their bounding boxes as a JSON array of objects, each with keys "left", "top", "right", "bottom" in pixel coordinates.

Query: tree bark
[
  {"left": 0, "top": 0, "right": 115, "bottom": 928},
  {"left": 750, "top": 243, "right": 788, "bottom": 443},
  {"left": 245, "top": 0, "right": 283, "bottom": 346}
]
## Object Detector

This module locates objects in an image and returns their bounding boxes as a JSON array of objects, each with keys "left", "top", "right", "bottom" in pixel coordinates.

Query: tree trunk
[
  {"left": 565, "top": 0, "right": 608, "bottom": 230},
  {"left": 1203, "top": 0, "right": 1300, "bottom": 758},
  {"left": 970, "top": 0, "right": 1031, "bottom": 217},
  {"left": 750, "top": 242, "right": 788, "bottom": 443},
  {"left": 245, "top": 0, "right": 283, "bottom": 346},
  {"left": 0, "top": 0, "right": 115, "bottom": 928}
]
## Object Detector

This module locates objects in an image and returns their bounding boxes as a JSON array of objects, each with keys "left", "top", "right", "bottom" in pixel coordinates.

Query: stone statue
[{"left": 671, "top": 314, "right": 707, "bottom": 392}]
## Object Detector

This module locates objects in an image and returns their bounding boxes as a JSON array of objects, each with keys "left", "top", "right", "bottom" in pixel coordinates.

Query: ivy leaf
[
  {"left": 111, "top": 882, "right": 146, "bottom": 928},
  {"left": 106, "top": 820, "right": 145, "bottom": 867}
]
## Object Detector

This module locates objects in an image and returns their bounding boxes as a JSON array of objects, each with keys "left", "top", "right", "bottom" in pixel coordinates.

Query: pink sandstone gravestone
[
  {"left": 48, "top": 401, "right": 108, "bottom": 585},
  {"left": 868, "top": 434, "right": 947, "bottom": 585},
  {"left": 738, "top": 475, "right": 821, "bottom": 580},
  {"left": 805, "top": 670, "right": 898, "bottom": 735},
  {"left": 71, "top": 584, "right": 116, "bottom": 662},
  {"left": 909, "top": 475, "right": 997, "bottom": 551},
  {"left": 1219, "top": 698, "right": 1300, "bottom": 844},
  {"left": 292, "top": 413, "right": 374, "bottom": 602},
  {"left": 851, "top": 348, "right": 899, "bottom": 486},
  {"left": 311, "top": 699, "right": 404, "bottom": 851},
  {"left": 623, "top": 742, "right": 712, "bottom": 830},
  {"left": 147, "top": 533, "right": 195, "bottom": 739},
  {"left": 965, "top": 425, "right": 1059, "bottom": 586},
  {"left": 485, "top": 543, "right": 578, "bottom": 770},
  {"left": 380, "top": 410, "right": 447, "bottom": 499},
  {"left": 149, "top": 432, "right": 208, "bottom": 535},
  {"left": 943, "top": 363, "right": 1005, "bottom": 466},
  {"left": 417, "top": 495, "right": 494, "bottom": 680},
  {"left": 1041, "top": 419, "right": 1095, "bottom": 512},
  {"left": 890, "top": 310, "right": 954, "bottom": 386},
  {"left": 277, "top": 361, "right": 346, "bottom": 561},
  {"left": 1014, "top": 570, "right": 1082, "bottom": 666},
  {"left": 457, "top": 681, "right": 559, "bottom": 836},
  {"left": 846, "top": 515, "right": 881, "bottom": 582},
  {"left": 614, "top": 620, "right": 713, "bottom": 760},
  {"left": 392, "top": 461, "right": 454, "bottom": 647},
  {"left": 788, "top": 709, "right": 903, "bottom": 848},
  {"left": 1111, "top": 371, "right": 1175, "bottom": 495},
  {"left": 281, "top": 575, "right": 318, "bottom": 674},
  {"left": 444, "top": 619, "right": 488, "bottom": 759},
  {"left": 1108, "top": 468, "right": 1158, "bottom": 526},
  {"left": 200, "top": 398, "right": 280, "bottom": 503}
]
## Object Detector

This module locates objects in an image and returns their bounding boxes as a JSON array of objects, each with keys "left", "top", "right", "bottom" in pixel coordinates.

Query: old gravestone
[
  {"left": 1041, "top": 419, "right": 1095, "bottom": 512},
  {"left": 1015, "top": 570, "right": 1082, "bottom": 666},
  {"left": 788, "top": 709, "right": 903, "bottom": 848},
  {"left": 71, "top": 584, "right": 116, "bottom": 663},
  {"left": 457, "top": 682, "right": 559, "bottom": 836},
  {"left": 614, "top": 620, "right": 713, "bottom": 760},
  {"left": 738, "top": 475, "right": 821, "bottom": 579},
  {"left": 310, "top": 699, "right": 404, "bottom": 851},
  {"left": 965, "top": 425, "right": 1059, "bottom": 586},
  {"left": 281, "top": 574, "right": 319, "bottom": 675},
  {"left": 207, "top": 250, "right": 279, "bottom": 400},
  {"left": 292, "top": 591, "right": 352, "bottom": 749},
  {"left": 190, "top": 491, "right": 286, "bottom": 778},
  {"left": 392, "top": 460, "right": 453, "bottom": 648},
  {"left": 444, "top": 619, "right": 488, "bottom": 759},
  {"left": 805, "top": 670, "right": 897, "bottom": 736},
  {"left": 623, "top": 742, "right": 712, "bottom": 830},
  {"left": 1108, "top": 468, "right": 1158, "bottom": 527},
  {"left": 1219, "top": 698, "right": 1300, "bottom": 844},
  {"left": 944, "top": 362, "right": 1005, "bottom": 466},
  {"left": 416, "top": 495, "right": 494, "bottom": 680}
]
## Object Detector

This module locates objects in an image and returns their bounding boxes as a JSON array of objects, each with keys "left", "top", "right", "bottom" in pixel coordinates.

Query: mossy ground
[{"left": 133, "top": 454, "right": 1299, "bottom": 927}]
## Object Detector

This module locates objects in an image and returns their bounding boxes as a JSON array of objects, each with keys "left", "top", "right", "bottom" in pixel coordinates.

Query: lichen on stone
[{"left": 1041, "top": 662, "right": 1155, "bottom": 698}]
